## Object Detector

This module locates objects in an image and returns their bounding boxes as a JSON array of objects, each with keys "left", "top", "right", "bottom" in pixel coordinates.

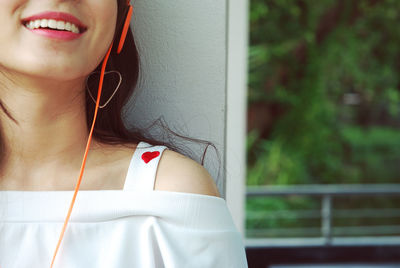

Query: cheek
[
  {"left": 0, "top": 2, "right": 31, "bottom": 66},
  {"left": 87, "top": 1, "right": 118, "bottom": 69},
  {"left": 0, "top": 1, "right": 22, "bottom": 37}
]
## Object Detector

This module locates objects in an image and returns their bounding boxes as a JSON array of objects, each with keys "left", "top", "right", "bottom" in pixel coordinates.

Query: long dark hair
[
  {"left": 86, "top": 0, "right": 216, "bottom": 165},
  {"left": 86, "top": 0, "right": 147, "bottom": 145}
]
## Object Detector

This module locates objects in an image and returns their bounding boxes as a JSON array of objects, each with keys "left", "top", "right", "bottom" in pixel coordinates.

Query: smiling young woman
[{"left": 0, "top": 0, "right": 248, "bottom": 267}]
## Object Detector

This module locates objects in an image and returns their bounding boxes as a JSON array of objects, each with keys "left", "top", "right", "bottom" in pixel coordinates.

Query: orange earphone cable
[
  {"left": 49, "top": 3, "right": 133, "bottom": 266},
  {"left": 49, "top": 42, "right": 114, "bottom": 268},
  {"left": 117, "top": 4, "right": 133, "bottom": 54}
]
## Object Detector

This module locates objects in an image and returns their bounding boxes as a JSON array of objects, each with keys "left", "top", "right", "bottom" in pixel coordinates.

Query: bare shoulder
[{"left": 155, "top": 149, "right": 221, "bottom": 197}]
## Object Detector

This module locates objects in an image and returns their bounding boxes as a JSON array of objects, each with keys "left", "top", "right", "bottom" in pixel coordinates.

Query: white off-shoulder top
[{"left": 0, "top": 142, "right": 248, "bottom": 268}]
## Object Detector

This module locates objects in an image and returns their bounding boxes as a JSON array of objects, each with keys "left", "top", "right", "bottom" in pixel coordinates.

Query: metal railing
[{"left": 245, "top": 184, "right": 400, "bottom": 248}]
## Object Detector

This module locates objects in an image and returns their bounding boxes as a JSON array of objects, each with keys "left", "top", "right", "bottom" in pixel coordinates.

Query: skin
[{"left": 0, "top": 0, "right": 220, "bottom": 198}]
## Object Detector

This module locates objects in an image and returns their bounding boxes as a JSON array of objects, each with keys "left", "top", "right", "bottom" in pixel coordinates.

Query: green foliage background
[{"left": 247, "top": 0, "right": 400, "bottom": 237}]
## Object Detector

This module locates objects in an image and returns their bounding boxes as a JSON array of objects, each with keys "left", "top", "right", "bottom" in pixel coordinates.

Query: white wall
[
  {"left": 226, "top": 0, "right": 249, "bottom": 236},
  {"left": 124, "top": 0, "right": 248, "bottom": 235}
]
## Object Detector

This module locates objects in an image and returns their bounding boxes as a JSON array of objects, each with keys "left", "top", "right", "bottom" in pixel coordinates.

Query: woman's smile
[
  {"left": 22, "top": 11, "right": 87, "bottom": 41},
  {"left": 0, "top": 0, "right": 117, "bottom": 80}
]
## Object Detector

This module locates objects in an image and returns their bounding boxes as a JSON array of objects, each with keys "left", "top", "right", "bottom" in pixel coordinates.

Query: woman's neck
[{"left": 0, "top": 72, "right": 98, "bottom": 188}]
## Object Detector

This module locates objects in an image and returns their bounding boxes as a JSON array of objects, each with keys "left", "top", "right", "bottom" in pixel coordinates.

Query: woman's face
[{"left": 0, "top": 0, "right": 118, "bottom": 82}]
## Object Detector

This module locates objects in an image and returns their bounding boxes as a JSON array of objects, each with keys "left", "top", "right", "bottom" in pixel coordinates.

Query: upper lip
[{"left": 21, "top": 11, "right": 87, "bottom": 31}]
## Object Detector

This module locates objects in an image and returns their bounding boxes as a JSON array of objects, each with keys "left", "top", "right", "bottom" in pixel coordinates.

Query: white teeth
[
  {"left": 24, "top": 19, "right": 82, "bottom": 33},
  {"left": 56, "top": 21, "right": 65, "bottom": 30},
  {"left": 40, "top": 19, "right": 48, "bottom": 28},
  {"left": 71, "top": 24, "right": 79, "bottom": 34},
  {"left": 47, "top": 19, "right": 57, "bottom": 29},
  {"left": 65, "top": 22, "right": 72, "bottom": 31},
  {"left": 27, "top": 21, "right": 34, "bottom": 29}
]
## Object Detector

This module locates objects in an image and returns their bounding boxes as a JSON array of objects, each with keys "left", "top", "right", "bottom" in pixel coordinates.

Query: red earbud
[{"left": 117, "top": 2, "right": 133, "bottom": 54}]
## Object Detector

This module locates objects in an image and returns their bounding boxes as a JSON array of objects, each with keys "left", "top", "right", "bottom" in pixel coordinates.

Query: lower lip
[{"left": 25, "top": 27, "right": 83, "bottom": 41}]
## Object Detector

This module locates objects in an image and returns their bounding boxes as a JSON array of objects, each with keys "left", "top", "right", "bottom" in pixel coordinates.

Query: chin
[
  {"left": 35, "top": 70, "right": 88, "bottom": 82},
  {"left": 12, "top": 61, "right": 91, "bottom": 82},
  {"left": 0, "top": 50, "right": 99, "bottom": 83}
]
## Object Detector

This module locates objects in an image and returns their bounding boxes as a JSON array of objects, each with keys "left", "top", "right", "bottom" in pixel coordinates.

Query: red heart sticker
[{"left": 142, "top": 151, "right": 161, "bottom": 164}]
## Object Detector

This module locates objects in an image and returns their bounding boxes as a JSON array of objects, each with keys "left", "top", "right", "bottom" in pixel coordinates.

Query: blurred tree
[{"left": 247, "top": 0, "right": 400, "bottom": 186}]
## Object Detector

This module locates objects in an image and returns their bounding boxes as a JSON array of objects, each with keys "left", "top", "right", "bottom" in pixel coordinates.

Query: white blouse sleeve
[{"left": 144, "top": 192, "right": 249, "bottom": 268}]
